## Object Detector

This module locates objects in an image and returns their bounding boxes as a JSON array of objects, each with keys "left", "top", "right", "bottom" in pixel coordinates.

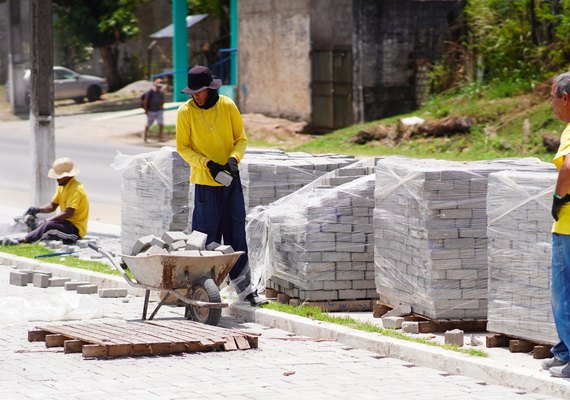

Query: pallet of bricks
[
  {"left": 373, "top": 156, "right": 554, "bottom": 332},
  {"left": 486, "top": 169, "right": 559, "bottom": 357},
  {"left": 112, "top": 148, "right": 190, "bottom": 255},
  {"left": 247, "top": 159, "right": 378, "bottom": 311}
]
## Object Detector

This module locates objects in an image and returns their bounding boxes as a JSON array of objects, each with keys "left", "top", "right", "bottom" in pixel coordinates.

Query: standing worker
[
  {"left": 143, "top": 78, "right": 165, "bottom": 142},
  {"left": 175, "top": 65, "right": 267, "bottom": 306},
  {"left": 543, "top": 72, "right": 570, "bottom": 378},
  {"left": 1, "top": 157, "right": 89, "bottom": 246}
]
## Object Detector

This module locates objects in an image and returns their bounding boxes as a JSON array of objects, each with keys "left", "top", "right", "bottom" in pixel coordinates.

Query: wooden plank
[
  {"left": 509, "top": 339, "right": 534, "bottom": 353},
  {"left": 533, "top": 345, "right": 553, "bottom": 360},
  {"left": 97, "top": 322, "right": 185, "bottom": 346},
  {"left": 417, "top": 319, "right": 487, "bottom": 334},
  {"left": 38, "top": 324, "right": 125, "bottom": 345},
  {"left": 64, "top": 340, "right": 87, "bottom": 354},
  {"left": 128, "top": 321, "right": 216, "bottom": 347},
  {"left": 223, "top": 336, "right": 238, "bottom": 351},
  {"left": 234, "top": 336, "right": 251, "bottom": 350},
  {"left": 82, "top": 344, "right": 109, "bottom": 358},
  {"left": 372, "top": 303, "right": 392, "bottom": 318},
  {"left": 45, "top": 334, "right": 68, "bottom": 348},
  {"left": 486, "top": 333, "right": 509, "bottom": 348},
  {"left": 144, "top": 320, "right": 226, "bottom": 345},
  {"left": 244, "top": 335, "right": 259, "bottom": 349},
  {"left": 28, "top": 329, "right": 48, "bottom": 342}
]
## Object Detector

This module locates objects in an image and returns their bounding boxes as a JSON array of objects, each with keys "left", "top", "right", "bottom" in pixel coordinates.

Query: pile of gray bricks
[
  {"left": 486, "top": 170, "right": 558, "bottom": 344},
  {"left": 248, "top": 159, "right": 377, "bottom": 301},
  {"left": 373, "top": 156, "right": 552, "bottom": 320},
  {"left": 116, "top": 148, "right": 190, "bottom": 255},
  {"left": 130, "top": 230, "right": 235, "bottom": 257}
]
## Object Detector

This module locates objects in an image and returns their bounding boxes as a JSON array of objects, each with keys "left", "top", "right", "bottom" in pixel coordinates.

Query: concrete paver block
[
  {"left": 206, "top": 241, "right": 221, "bottom": 251},
  {"left": 49, "top": 277, "right": 71, "bottom": 287},
  {"left": 402, "top": 321, "right": 419, "bottom": 334},
  {"left": 383, "top": 304, "right": 412, "bottom": 318},
  {"left": 382, "top": 316, "right": 404, "bottom": 329},
  {"left": 9, "top": 271, "right": 28, "bottom": 286},
  {"left": 32, "top": 273, "right": 50, "bottom": 288},
  {"left": 98, "top": 288, "right": 128, "bottom": 298},
  {"left": 444, "top": 329, "right": 464, "bottom": 347},
  {"left": 77, "top": 284, "right": 98, "bottom": 294},
  {"left": 131, "top": 234, "right": 155, "bottom": 255},
  {"left": 161, "top": 231, "right": 188, "bottom": 245},
  {"left": 65, "top": 281, "right": 92, "bottom": 291},
  {"left": 215, "top": 245, "right": 234, "bottom": 254},
  {"left": 186, "top": 231, "right": 208, "bottom": 250}
]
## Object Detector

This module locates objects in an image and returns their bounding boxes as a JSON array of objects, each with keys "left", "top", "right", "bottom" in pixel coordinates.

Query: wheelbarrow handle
[{"left": 88, "top": 242, "right": 141, "bottom": 289}]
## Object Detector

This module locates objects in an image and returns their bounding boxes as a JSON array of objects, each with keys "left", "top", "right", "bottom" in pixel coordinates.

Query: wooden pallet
[
  {"left": 28, "top": 319, "right": 259, "bottom": 358},
  {"left": 372, "top": 302, "right": 487, "bottom": 333},
  {"left": 486, "top": 333, "right": 553, "bottom": 359}
]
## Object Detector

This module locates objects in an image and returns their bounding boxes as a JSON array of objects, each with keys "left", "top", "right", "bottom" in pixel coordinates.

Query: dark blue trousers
[
  {"left": 24, "top": 220, "right": 79, "bottom": 244},
  {"left": 192, "top": 179, "right": 250, "bottom": 293}
]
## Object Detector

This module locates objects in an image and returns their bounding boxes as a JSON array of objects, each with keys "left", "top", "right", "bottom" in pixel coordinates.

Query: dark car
[{"left": 24, "top": 66, "right": 109, "bottom": 103}]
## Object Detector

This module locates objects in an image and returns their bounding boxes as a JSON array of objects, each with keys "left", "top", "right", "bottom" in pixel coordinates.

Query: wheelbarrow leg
[
  {"left": 142, "top": 290, "right": 151, "bottom": 320},
  {"left": 148, "top": 295, "right": 170, "bottom": 320}
]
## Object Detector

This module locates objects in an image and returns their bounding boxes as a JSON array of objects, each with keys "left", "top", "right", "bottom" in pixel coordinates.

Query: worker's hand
[
  {"left": 207, "top": 161, "right": 226, "bottom": 180},
  {"left": 226, "top": 157, "right": 240, "bottom": 179},
  {"left": 552, "top": 194, "right": 570, "bottom": 221},
  {"left": 25, "top": 206, "right": 40, "bottom": 216}
]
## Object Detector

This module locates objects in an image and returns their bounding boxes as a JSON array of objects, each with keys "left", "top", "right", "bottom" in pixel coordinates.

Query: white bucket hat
[{"left": 48, "top": 157, "right": 80, "bottom": 179}]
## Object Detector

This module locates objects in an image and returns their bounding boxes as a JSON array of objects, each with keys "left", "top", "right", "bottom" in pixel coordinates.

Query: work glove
[
  {"left": 25, "top": 206, "right": 40, "bottom": 216},
  {"left": 207, "top": 161, "right": 226, "bottom": 180},
  {"left": 552, "top": 194, "right": 570, "bottom": 221},
  {"left": 226, "top": 157, "right": 240, "bottom": 179}
]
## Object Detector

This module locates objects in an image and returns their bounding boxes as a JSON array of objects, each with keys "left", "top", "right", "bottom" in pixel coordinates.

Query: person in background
[
  {"left": 175, "top": 65, "right": 267, "bottom": 306},
  {"left": 543, "top": 71, "right": 570, "bottom": 378},
  {"left": 1, "top": 157, "right": 89, "bottom": 246},
  {"left": 143, "top": 78, "right": 165, "bottom": 142}
]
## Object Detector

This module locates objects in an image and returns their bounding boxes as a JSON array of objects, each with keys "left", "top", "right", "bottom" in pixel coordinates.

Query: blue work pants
[
  {"left": 551, "top": 233, "right": 570, "bottom": 362},
  {"left": 192, "top": 179, "right": 250, "bottom": 293}
]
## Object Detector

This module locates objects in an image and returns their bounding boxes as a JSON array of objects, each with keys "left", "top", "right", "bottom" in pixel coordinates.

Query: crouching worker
[{"left": 2, "top": 157, "right": 89, "bottom": 246}]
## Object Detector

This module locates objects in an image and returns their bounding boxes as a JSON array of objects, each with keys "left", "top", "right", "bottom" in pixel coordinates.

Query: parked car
[{"left": 24, "top": 66, "right": 108, "bottom": 104}]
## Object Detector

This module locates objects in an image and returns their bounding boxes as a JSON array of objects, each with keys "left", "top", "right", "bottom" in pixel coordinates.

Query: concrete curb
[
  {"left": 0, "top": 252, "right": 145, "bottom": 296},
  {"left": 228, "top": 303, "right": 570, "bottom": 399}
]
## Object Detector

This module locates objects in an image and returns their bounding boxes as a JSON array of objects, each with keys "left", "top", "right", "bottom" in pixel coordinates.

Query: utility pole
[
  {"left": 7, "top": 0, "right": 29, "bottom": 115},
  {"left": 172, "top": 0, "right": 188, "bottom": 102},
  {"left": 29, "top": 0, "right": 55, "bottom": 206}
]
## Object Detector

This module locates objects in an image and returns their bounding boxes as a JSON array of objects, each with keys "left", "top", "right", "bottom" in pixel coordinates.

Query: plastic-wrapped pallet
[
  {"left": 247, "top": 158, "right": 377, "bottom": 301},
  {"left": 487, "top": 169, "right": 558, "bottom": 344},
  {"left": 112, "top": 147, "right": 190, "bottom": 254},
  {"left": 373, "top": 156, "right": 552, "bottom": 320}
]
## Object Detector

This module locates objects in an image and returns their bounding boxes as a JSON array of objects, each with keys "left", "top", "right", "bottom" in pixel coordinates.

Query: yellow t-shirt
[
  {"left": 176, "top": 95, "right": 247, "bottom": 186},
  {"left": 553, "top": 123, "right": 570, "bottom": 234},
  {"left": 51, "top": 177, "right": 89, "bottom": 238}
]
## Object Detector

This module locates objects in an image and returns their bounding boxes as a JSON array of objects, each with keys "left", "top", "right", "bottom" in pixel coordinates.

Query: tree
[{"left": 53, "top": 0, "right": 146, "bottom": 91}]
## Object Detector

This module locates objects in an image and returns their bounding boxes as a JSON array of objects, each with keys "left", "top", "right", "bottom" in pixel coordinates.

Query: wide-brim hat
[
  {"left": 48, "top": 157, "right": 80, "bottom": 179},
  {"left": 181, "top": 65, "right": 222, "bottom": 94}
]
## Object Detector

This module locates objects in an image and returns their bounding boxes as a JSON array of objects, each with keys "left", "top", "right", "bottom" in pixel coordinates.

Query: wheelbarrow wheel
[{"left": 185, "top": 277, "right": 221, "bottom": 326}]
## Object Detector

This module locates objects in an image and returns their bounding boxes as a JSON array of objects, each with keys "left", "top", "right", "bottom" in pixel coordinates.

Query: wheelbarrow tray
[{"left": 121, "top": 251, "right": 245, "bottom": 290}]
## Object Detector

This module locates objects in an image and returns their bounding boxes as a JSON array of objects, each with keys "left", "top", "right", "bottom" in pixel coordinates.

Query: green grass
[
  {"left": 262, "top": 302, "right": 488, "bottom": 357},
  {"left": 0, "top": 244, "right": 124, "bottom": 277}
]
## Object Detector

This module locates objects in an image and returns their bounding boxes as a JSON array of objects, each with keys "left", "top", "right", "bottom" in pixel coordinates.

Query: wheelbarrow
[{"left": 88, "top": 243, "right": 244, "bottom": 326}]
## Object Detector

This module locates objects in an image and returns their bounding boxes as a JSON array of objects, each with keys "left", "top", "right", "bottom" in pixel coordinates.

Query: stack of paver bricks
[
  {"left": 373, "top": 156, "right": 552, "bottom": 320},
  {"left": 486, "top": 169, "right": 559, "bottom": 344},
  {"left": 130, "top": 230, "right": 235, "bottom": 256},
  {"left": 248, "top": 159, "right": 377, "bottom": 301},
  {"left": 115, "top": 148, "right": 190, "bottom": 254}
]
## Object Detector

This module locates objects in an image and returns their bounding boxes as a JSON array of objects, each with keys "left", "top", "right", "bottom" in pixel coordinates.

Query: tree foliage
[
  {"left": 53, "top": 0, "right": 146, "bottom": 90},
  {"left": 432, "top": 0, "right": 570, "bottom": 92}
]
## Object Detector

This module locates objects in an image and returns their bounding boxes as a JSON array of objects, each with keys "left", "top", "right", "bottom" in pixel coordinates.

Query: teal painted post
[
  {"left": 172, "top": 0, "right": 188, "bottom": 102},
  {"left": 230, "top": 0, "right": 238, "bottom": 86}
]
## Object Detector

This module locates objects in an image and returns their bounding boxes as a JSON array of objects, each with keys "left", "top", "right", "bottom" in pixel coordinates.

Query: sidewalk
[{"left": 1, "top": 209, "right": 570, "bottom": 398}]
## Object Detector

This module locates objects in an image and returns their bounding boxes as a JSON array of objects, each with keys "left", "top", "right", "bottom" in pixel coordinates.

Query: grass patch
[
  {"left": 262, "top": 302, "right": 487, "bottom": 357},
  {"left": 0, "top": 244, "right": 124, "bottom": 277}
]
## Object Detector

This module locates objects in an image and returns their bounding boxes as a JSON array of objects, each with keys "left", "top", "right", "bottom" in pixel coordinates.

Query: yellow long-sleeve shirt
[
  {"left": 176, "top": 95, "right": 248, "bottom": 186},
  {"left": 553, "top": 123, "right": 570, "bottom": 234}
]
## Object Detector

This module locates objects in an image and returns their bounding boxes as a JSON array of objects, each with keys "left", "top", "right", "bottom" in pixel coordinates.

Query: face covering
[{"left": 194, "top": 89, "right": 220, "bottom": 110}]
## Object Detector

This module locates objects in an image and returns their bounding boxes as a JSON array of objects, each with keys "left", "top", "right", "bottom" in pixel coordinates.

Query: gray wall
[{"left": 238, "top": 0, "right": 312, "bottom": 121}]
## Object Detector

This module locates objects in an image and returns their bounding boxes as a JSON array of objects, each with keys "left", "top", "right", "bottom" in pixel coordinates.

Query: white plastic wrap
[
  {"left": 373, "top": 156, "right": 553, "bottom": 320},
  {"left": 486, "top": 169, "right": 558, "bottom": 344},
  {"left": 247, "top": 159, "right": 377, "bottom": 301},
  {"left": 112, "top": 147, "right": 190, "bottom": 254}
]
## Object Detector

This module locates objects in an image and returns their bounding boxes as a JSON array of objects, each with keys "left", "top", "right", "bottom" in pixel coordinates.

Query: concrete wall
[
  {"left": 238, "top": 0, "right": 311, "bottom": 121},
  {"left": 0, "top": 1, "right": 8, "bottom": 84},
  {"left": 310, "top": 0, "right": 353, "bottom": 50},
  {"left": 354, "top": 0, "right": 462, "bottom": 121}
]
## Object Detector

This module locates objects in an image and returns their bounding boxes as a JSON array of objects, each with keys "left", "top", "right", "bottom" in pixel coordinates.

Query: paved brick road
[{"left": 0, "top": 268, "right": 562, "bottom": 400}]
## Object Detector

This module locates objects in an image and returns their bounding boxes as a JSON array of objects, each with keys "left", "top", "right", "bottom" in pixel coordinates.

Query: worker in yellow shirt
[
  {"left": 2, "top": 157, "right": 89, "bottom": 246},
  {"left": 176, "top": 65, "right": 267, "bottom": 307}
]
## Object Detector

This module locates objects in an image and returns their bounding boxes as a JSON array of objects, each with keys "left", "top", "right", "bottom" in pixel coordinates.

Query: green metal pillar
[
  {"left": 172, "top": 0, "right": 188, "bottom": 102},
  {"left": 230, "top": 0, "right": 237, "bottom": 86}
]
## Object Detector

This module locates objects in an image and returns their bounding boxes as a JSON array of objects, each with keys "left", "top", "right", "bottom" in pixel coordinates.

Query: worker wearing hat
[
  {"left": 2, "top": 157, "right": 89, "bottom": 245},
  {"left": 176, "top": 65, "right": 267, "bottom": 306}
]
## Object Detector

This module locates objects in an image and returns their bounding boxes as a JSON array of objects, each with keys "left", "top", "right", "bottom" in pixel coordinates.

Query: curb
[
  {"left": 228, "top": 303, "right": 570, "bottom": 399},
  {"left": 0, "top": 252, "right": 145, "bottom": 296}
]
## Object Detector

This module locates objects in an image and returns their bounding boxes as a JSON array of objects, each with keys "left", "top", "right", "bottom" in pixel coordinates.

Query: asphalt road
[{"left": 0, "top": 108, "right": 179, "bottom": 225}]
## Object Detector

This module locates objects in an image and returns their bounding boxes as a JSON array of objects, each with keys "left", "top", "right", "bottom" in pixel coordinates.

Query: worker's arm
[
  {"left": 556, "top": 155, "right": 570, "bottom": 197},
  {"left": 228, "top": 102, "right": 248, "bottom": 163},
  {"left": 47, "top": 207, "right": 75, "bottom": 223},
  {"left": 37, "top": 202, "right": 57, "bottom": 214},
  {"left": 175, "top": 105, "right": 210, "bottom": 169}
]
